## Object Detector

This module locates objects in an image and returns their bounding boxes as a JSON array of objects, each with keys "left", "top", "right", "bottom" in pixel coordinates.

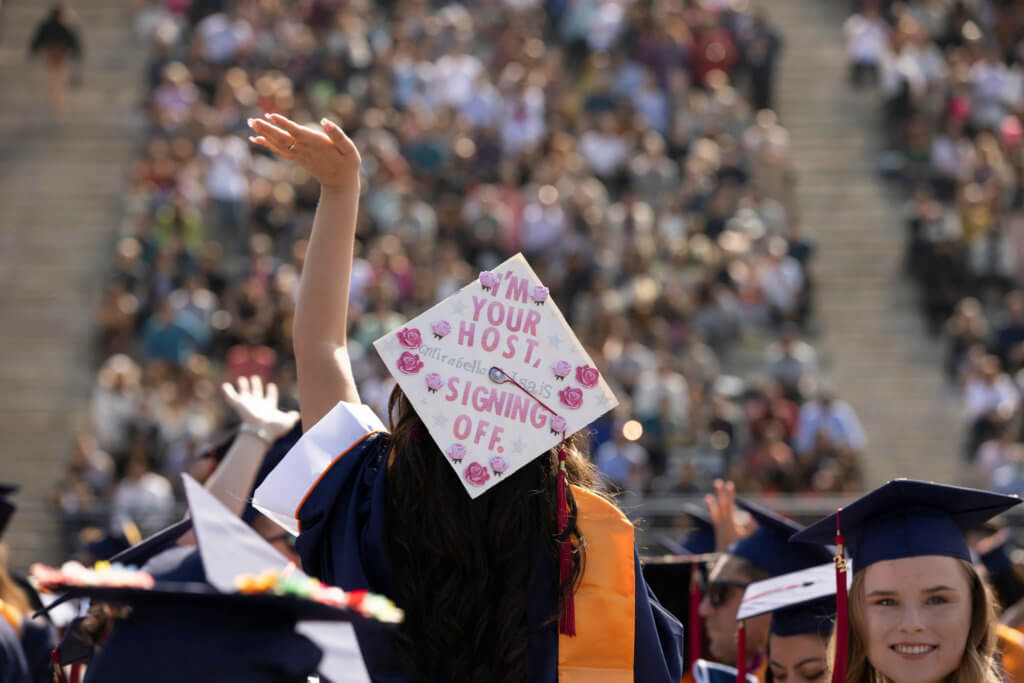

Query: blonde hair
[
  {"left": 830, "top": 559, "right": 1001, "bottom": 683},
  {"left": 0, "top": 545, "right": 30, "bottom": 616}
]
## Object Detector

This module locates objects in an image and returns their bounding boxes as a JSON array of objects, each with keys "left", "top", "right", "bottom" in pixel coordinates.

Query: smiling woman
[
  {"left": 790, "top": 480, "right": 1020, "bottom": 683},
  {"left": 849, "top": 556, "right": 998, "bottom": 683}
]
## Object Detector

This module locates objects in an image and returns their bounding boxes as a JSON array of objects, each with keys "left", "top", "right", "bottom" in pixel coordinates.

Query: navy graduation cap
[
  {"left": 0, "top": 483, "right": 18, "bottom": 539},
  {"left": 736, "top": 562, "right": 840, "bottom": 639},
  {"left": 728, "top": 499, "right": 834, "bottom": 577},
  {"left": 679, "top": 503, "right": 716, "bottom": 555},
  {"left": 38, "top": 475, "right": 399, "bottom": 683},
  {"left": 789, "top": 479, "right": 1021, "bottom": 570}
]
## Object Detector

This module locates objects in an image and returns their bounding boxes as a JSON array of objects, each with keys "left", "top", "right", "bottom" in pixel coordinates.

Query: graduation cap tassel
[
  {"left": 51, "top": 649, "right": 68, "bottom": 683},
  {"left": 557, "top": 446, "right": 575, "bottom": 636},
  {"left": 688, "top": 566, "right": 702, "bottom": 671},
  {"left": 832, "top": 509, "right": 849, "bottom": 683},
  {"left": 736, "top": 620, "right": 747, "bottom": 683},
  {"left": 69, "top": 664, "right": 82, "bottom": 683}
]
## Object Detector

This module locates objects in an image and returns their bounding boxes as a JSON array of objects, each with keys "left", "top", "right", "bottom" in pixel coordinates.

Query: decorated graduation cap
[
  {"left": 789, "top": 479, "right": 1021, "bottom": 683},
  {"left": 372, "top": 252, "right": 618, "bottom": 634},
  {"left": 372, "top": 253, "right": 617, "bottom": 498},
  {"left": 36, "top": 476, "right": 400, "bottom": 683},
  {"left": 736, "top": 562, "right": 842, "bottom": 639},
  {"left": 728, "top": 499, "right": 834, "bottom": 577}
]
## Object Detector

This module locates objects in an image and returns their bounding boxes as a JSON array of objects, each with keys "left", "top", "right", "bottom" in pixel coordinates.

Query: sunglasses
[{"left": 698, "top": 577, "right": 749, "bottom": 608}]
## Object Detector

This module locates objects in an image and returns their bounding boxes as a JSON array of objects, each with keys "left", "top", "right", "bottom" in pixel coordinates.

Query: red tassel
[
  {"left": 688, "top": 568, "right": 702, "bottom": 672},
  {"left": 51, "top": 649, "right": 68, "bottom": 683},
  {"left": 833, "top": 509, "right": 849, "bottom": 683},
  {"left": 736, "top": 620, "right": 747, "bottom": 683},
  {"left": 557, "top": 447, "right": 575, "bottom": 636},
  {"left": 70, "top": 663, "right": 82, "bottom": 683}
]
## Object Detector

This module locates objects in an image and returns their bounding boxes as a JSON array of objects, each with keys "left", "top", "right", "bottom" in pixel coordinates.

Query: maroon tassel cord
[
  {"left": 556, "top": 447, "right": 575, "bottom": 636},
  {"left": 833, "top": 509, "right": 849, "bottom": 683},
  {"left": 70, "top": 663, "right": 82, "bottom": 683},
  {"left": 736, "top": 620, "right": 747, "bottom": 683},
  {"left": 688, "top": 568, "right": 702, "bottom": 672},
  {"left": 51, "top": 649, "right": 68, "bottom": 683}
]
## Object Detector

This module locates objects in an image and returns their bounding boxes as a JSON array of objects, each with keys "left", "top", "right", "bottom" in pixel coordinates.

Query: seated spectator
[
  {"left": 110, "top": 449, "right": 175, "bottom": 538},
  {"left": 793, "top": 386, "right": 867, "bottom": 458},
  {"left": 844, "top": 0, "right": 889, "bottom": 88},
  {"left": 763, "top": 324, "right": 818, "bottom": 402},
  {"left": 141, "top": 299, "right": 208, "bottom": 366},
  {"left": 963, "top": 354, "right": 1019, "bottom": 457},
  {"left": 91, "top": 354, "right": 143, "bottom": 455}
]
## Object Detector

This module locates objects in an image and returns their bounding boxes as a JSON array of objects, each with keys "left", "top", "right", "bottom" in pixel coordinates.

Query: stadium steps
[
  {"left": 0, "top": 0, "right": 144, "bottom": 567},
  {"left": 770, "top": 0, "right": 963, "bottom": 487}
]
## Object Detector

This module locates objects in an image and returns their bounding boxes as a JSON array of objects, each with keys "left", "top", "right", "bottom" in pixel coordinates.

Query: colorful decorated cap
[
  {"left": 736, "top": 563, "right": 840, "bottom": 638},
  {"left": 789, "top": 480, "right": 1021, "bottom": 571},
  {"left": 37, "top": 475, "right": 398, "bottom": 683},
  {"left": 372, "top": 253, "right": 618, "bottom": 499},
  {"left": 728, "top": 499, "right": 834, "bottom": 577}
]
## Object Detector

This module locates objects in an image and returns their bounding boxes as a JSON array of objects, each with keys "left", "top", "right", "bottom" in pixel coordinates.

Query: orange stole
[
  {"left": 999, "top": 624, "right": 1024, "bottom": 682},
  {"left": 0, "top": 600, "right": 20, "bottom": 632},
  {"left": 557, "top": 486, "right": 636, "bottom": 682}
]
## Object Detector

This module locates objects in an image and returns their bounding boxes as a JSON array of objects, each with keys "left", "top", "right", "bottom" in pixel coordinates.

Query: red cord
[
  {"left": 736, "top": 620, "right": 747, "bottom": 683},
  {"left": 688, "top": 568, "right": 702, "bottom": 673},
  {"left": 51, "top": 649, "right": 68, "bottom": 683},
  {"left": 556, "top": 447, "right": 575, "bottom": 635}
]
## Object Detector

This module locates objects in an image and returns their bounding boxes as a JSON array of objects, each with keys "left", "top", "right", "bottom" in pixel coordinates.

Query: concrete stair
[
  {"left": 0, "top": 0, "right": 144, "bottom": 567},
  {"left": 770, "top": 0, "right": 963, "bottom": 487}
]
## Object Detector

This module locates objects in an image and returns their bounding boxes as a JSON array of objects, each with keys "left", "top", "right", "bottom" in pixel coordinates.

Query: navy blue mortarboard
[
  {"left": 679, "top": 503, "right": 716, "bottom": 555},
  {"left": 736, "top": 563, "right": 839, "bottom": 639},
  {"left": 790, "top": 479, "right": 1021, "bottom": 571},
  {"left": 728, "top": 499, "right": 834, "bottom": 577}
]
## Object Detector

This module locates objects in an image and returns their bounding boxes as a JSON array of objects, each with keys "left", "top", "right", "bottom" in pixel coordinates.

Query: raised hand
[
  {"left": 248, "top": 113, "right": 361, "bottom": 191},
  {"left": 221, "top": 375, "right": 300, "bottom": 442},
  {"left": 704, "top": 479, "right": 751, "bottom": 552}
]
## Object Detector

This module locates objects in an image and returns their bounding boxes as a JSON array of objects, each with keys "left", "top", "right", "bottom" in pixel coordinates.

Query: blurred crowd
[
  {"left": 58, "top": 0, "right": 871, "bottom": 556},
  {"left": 843, "top": 0, "right": 1024, "bottom": 494}
]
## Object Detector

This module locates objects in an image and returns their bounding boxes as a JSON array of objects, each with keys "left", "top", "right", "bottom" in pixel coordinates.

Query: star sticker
[
  {"left": 450, "top": 299, "right": 468, "bottom": 315},
  {"left": 509, "top": 438, "right": 525, "bottom": 454},
  {"left": 547, "top": 334, "right": 562, "bottom": 349},
  {"left": 431, "top": 413, "right": 448, "bottom": 429}
]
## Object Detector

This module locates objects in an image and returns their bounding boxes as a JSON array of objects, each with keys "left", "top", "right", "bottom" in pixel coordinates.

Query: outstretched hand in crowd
[
  {"left": 222, "top": 375, "right": 299, "bottom": 442},
  {"left": 248, "top": 114, "right": 361, "bottom": 190},
  {"left": 705, "top": 479, "right": 753, "bottom": 552}
]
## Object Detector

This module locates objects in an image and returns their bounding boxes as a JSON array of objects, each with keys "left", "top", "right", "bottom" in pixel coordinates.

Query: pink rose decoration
[
  {"left": 397, "top": 351, "right": 424, "bottom": 375},
  {"left": 532, "top": 285, "right": 549, "bottom": 305},
  {"left": 464, "top": 462, "right": 490, "bottom": 486},
  {"left": 558, "top": 387, "right": 583, "bottom": 410},
  {"left": 425, "top": 372, "right": 444, "bottom": 393},
  {"left": 431, "top": 320, "right": 451, "bottom": 339},
  {"left": 552, "top": 360, "right": 571, "bottom": 380},
  {"left": 479, "top": 271, "right": 499, "bottom": 291},
  {"left": 396, "top": 327, "right": 423, "bottom": 349},
  {"left": 447, "top": 443, "right": 466, "bottom": 462},
  {"left": 575, "top": 364, "right": 600, "bottom": 388},
  {"left": 550, "top": 415, "right": 567, "bottom": 435},
  {"left": 490, "top": 456, "right": 509, "bottom": 475}
]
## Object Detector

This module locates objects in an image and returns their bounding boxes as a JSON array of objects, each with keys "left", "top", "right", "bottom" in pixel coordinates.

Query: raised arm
[{"left": 248, "top": 114, "right": 362, "bottom": 428}]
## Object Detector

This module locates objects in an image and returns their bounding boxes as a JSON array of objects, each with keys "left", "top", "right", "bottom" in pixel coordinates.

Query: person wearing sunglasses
[{"left": 697, "top": 500, "right": 833, "bottom": 680}]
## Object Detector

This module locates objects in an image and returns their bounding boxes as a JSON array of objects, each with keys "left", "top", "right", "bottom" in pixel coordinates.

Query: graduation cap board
[
  {"left": 693, "top": 660, "right": 760, "bottom": 683},
  {"left": 729, "top": 499, "right": 834, "bottom": 577},
  {"left": 372, "top": 253, "right": 618, "bottom": 498},
  {"left": 36, "top": 476, "right": 396, "bottom": 683},
  {"left": 736, "top": 562, "right": 846, "bottom": 638}
]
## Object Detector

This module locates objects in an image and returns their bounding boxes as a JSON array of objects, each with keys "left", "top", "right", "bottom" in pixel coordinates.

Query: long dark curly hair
[{"left": 385, "top": 385, "right": 603, "bottom": 682}]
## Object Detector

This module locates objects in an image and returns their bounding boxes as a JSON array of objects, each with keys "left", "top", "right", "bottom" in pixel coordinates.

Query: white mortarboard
[
  {"left": 372, "top": 253, "right": 618, "bottom": 498},
  {"left": 736, "top": 562, "right": 847, "bottom": 637}
]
